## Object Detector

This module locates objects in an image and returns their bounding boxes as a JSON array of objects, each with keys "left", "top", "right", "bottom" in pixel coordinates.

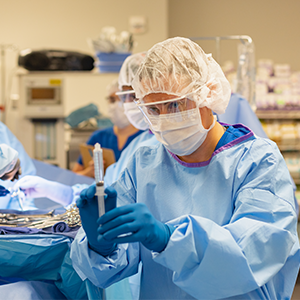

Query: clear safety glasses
[
  {"left": 116, "top": 90, "right": 136, "bottom": 103},
  {"left": 136, "top": 95, "right": 197, "bottom": 115},
  {"left": 134, "top": 94, "right": 200, "bottom": 131}
]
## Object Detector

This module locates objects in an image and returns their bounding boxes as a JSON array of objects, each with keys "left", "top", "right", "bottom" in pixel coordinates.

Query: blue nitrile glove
[
  {"left": 97, "top": 203, "right": 174, "bottom": 253},
  {"left": 0, "top": 185, "right": 10, "bottom": 197},
  {"left": 76, "top": 184, "right": 117, "bottom": 256}
]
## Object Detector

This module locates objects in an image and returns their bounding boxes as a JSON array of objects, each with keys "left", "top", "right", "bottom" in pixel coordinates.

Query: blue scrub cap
[
  {"left": 0, "top": 144, "right": 19, "bottom": 177},
  {"left": 132, "top": 37, "right": 231, "bottom": 114}
]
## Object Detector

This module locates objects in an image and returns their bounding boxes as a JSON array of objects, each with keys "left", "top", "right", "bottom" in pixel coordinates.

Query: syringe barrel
[
  {"left": 96, "top": 181, "right": 105, "bottom": 217},
  {"left": 93, "top": 143, "right": 104, "bottom": 183}
]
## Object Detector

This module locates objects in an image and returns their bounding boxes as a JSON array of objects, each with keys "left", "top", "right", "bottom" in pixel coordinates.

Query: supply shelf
[
  {"left": 257, "top": 109, "right": 300, "bottom": 191},
  {"left": 256, "top": 110, "right": 300, "bottom": 120}
]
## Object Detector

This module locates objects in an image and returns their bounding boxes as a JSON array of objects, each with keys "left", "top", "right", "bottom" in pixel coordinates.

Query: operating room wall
[
  {"left": 168, "top": 0, "right": 300, "bottom": 70},
  {"left": 0, "top": 0, "right": 168, "bottom": 137},
  {"left": 1, "top": 0, "right": 167, "bottom": 56}
]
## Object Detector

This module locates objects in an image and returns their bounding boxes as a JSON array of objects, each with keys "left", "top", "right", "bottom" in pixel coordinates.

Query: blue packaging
[{"left": 96, "top": 52, "right": 132, "bottom": 73}]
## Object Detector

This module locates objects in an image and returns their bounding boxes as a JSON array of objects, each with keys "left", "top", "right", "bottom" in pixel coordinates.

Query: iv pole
[
  {"left": 189, "top": 35, "right": 256, "bottom": 109},
  {"left": 189, "top": 35, "right": 253, "bottom": 63}
]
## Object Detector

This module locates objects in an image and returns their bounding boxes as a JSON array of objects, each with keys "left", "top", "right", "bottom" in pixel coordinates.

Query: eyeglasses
[{"left": 116, "top": 90, "right": 136, "bottom": 103}]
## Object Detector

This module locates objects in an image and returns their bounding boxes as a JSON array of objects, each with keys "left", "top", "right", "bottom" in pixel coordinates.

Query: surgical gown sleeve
[
  {"left": 70, "top": 163, "right": 140, "bottom": 288},
  {"left": 153, "top": 139, "right": 299, "bottom": 299}
]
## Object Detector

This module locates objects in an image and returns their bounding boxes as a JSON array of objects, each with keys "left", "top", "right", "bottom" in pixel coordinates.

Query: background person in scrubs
[
  {"left": 71, "top": 37, "right": 300, "bottom": 300},
  {"left": 72, "top": 79, "right": 144, "bottom": 178},
  {"left": 105, "top": 52, "right": 159, "bottom": 188}
]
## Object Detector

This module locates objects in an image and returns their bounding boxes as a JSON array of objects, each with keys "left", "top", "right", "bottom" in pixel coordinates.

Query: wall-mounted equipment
[
  {"left": 18, "top": 49, "right": 94, "bottom": 71},
  {"left": 22, "top": 76, "right": 64, "bottom": 118},
  {"left": 18, "top": 74, "right": 66, "bottom": 168}
]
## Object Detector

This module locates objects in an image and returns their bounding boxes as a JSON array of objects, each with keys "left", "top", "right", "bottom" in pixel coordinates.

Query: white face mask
[
  {"left": 123, "top": 102, "right": 149, "bottom": 130},
  {"left": 107, "top": 102, "right": 131, "bottom": 129},
  {"left": 150, "top": 108, "right": 215, "bottom": 156}
]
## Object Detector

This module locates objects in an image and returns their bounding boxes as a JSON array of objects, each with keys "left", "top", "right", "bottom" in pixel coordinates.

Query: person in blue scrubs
[
  {"left": 72, "top": 79, "right": 144, "bottom": 178},
  {"left": 71, "top": 37, "right": 300, "bottom": 300},
  {"left": 105, "top": 52, "right": 159, "bottom": 187}
]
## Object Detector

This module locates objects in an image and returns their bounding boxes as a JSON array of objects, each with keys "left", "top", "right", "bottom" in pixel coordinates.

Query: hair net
[
  {"left": 0, "top": 144, "right": 18, "bottom": 177},
  {"left": 118, "top": 52, "right": 147, "bottom": 89},
  {"left": 106, "top": 79, "right": 119, "bottom": 97},
  {"left": 132, "top": 37, "right": 231, "bottom": 114}
]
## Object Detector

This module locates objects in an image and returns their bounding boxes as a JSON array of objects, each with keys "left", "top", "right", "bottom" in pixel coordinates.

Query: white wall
[
  {"left": 1, "top": 0, "right": 168, "bottom": 55},
  {"left": 168, "top": 0, "right": 300, "bottom": 70},
  {"left": 0, "top": 0, "right": 168, "bottom": 135}
]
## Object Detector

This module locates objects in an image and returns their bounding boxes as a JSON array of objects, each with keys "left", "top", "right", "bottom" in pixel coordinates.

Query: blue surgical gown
[
  {"left": 71, "top": 123, "right": 300, "bottom": 299},
  {"left": 218, "top": 93, "right": 299, "bottom": 216},
  {"left": 104, "top": 130, "right": 158, "bottom": 186},
  {"left": 0, "top": 122, "right": 36, "bottom": 209},
  {"left": 77, "top": 127, "right": 144, "bottom": 165}
]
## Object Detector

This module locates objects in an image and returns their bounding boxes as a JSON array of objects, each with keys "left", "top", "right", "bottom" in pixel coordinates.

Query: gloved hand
[
  {"left": 97, "top": 203, "right": 174, "bottom": 253},
  {"left": 0, "top": 185, "right": 10, "bottom": 197},
  {"left": 13, "top": 175, "right": 73, "bottom": 207},
  {"left": 76, "top": 184, "right": 117, "bottom": 256}
]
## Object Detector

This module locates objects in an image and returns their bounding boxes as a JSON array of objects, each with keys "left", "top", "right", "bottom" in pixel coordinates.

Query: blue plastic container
[{"left": 96, "top": 52, "right": 132, "bottom": 73}]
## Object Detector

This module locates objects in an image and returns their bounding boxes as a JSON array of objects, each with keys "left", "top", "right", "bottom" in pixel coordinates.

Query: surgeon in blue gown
[{"left": 71, "top": 37, "right": 300, "bottom": 300}]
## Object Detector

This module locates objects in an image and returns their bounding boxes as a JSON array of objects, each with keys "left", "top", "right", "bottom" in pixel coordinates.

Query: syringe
[{"left": 93, "top": 143, "right": 105, "bottom": 217}]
